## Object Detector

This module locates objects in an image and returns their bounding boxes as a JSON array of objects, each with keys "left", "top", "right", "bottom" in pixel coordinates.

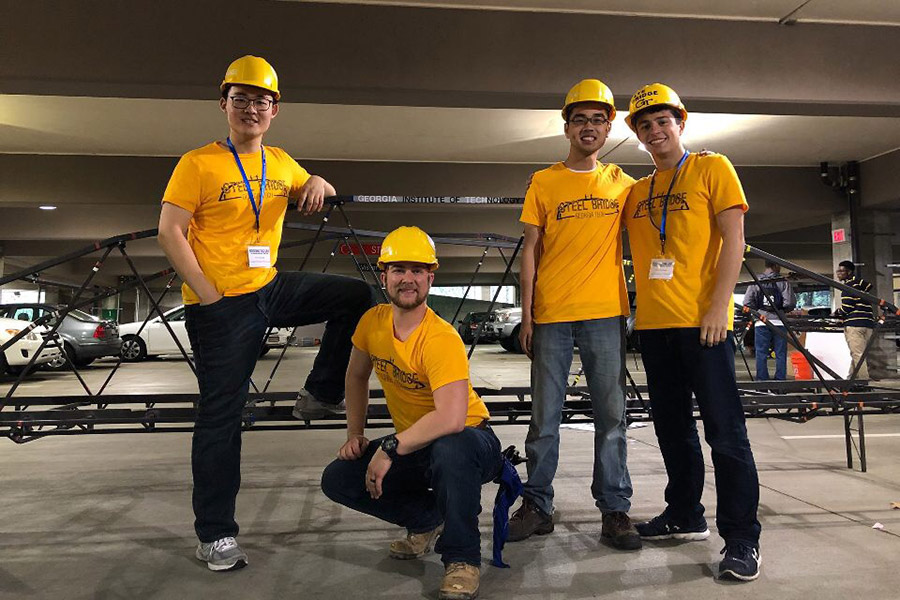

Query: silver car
[{"left": 0, "top": 303, "right": 122, "bottom": 370}]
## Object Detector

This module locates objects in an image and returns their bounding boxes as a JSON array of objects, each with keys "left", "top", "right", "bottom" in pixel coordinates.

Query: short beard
[{"left": 388, "top": 288, "right": 427, "bottom": 310}]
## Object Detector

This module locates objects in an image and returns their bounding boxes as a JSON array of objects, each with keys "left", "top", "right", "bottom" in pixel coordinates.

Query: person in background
[
  {"left": 743, "top": 261, "right": 796, "bottom": 381},
  {"left": 834, "top": 260, "right": 876, "bottom": 380}
]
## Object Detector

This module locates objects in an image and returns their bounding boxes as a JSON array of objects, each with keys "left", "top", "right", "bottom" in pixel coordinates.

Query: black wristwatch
[{"left": 380, "top": 434, "right": 400, "bottom": 460}]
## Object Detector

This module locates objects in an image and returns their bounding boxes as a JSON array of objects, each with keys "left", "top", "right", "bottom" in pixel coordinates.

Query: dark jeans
[
  {"left": 185, "top": 271, "right": 374, "bottom": 542},
  {"left": 754, "top": 324, "right": 787, "bottom": 381},
  {"left": 639, "top": 328, "right": 761, "bottom": 546},
  {"left": 321, "top": 427, "right": 503, "bottom": 566}
]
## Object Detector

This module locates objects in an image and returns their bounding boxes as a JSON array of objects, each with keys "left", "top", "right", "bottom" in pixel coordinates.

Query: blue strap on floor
[{"left": 491, "top": 454, "right": 523, "bottom": 568}]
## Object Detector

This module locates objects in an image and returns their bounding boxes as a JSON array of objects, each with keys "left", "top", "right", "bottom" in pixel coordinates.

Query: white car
[
  {"left": 0, "top": 316, "right": 61, "bottom": 375},
  {"left": 118, "top": 305, "right": 325, "bottom": 362},
  {"left": 495, "top": 307, "right": 523, "bottom": 353}
]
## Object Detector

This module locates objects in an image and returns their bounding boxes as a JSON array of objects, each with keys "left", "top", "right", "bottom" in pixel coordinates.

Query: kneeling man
[{"left": 322, "top": 226, "right": 502, "bottom": 600}]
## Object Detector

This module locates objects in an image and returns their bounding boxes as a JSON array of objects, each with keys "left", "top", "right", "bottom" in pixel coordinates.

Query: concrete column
[
  {"left": 831, "top": 211, "right": 853, "bottom": 312},
  {"left": 857, "top": 209, "right": 898, "bottom": 380}
]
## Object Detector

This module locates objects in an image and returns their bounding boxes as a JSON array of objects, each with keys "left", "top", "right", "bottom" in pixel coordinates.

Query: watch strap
[{"left": 381, "top": 434, "right": 400, "bottom": 460}]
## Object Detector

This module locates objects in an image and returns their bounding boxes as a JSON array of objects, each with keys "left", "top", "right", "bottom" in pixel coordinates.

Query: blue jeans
[
  {"left": 524, "top": 316, "right": 632, "bottom": 515},
  {"left": 639, "top": 328, "right": 761, "bottom": 546},
  {"left": 185, "top": 271, "right": 374, "bottom": 542},
  {"left": 321, "top": 427, "right": 502, "bottom": 566},
  {"left": 754, "top": 324, "right": 787, "bottom": 380}
]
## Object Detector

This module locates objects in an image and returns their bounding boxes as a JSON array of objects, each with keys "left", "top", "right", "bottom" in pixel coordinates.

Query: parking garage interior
[{"left": 2, "top": 2, "right": 900, "bottom": 599}]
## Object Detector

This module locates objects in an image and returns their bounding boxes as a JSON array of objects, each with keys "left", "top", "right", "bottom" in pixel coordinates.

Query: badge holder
[
  {"left": 247, "top": 244, "right": 271, "bottom": 268},
  {"left": 646, "top": 151, "right": 688, "bottom": 282},
  {"left": 226, "top": 137, "right": 272, "bottom": 269}
]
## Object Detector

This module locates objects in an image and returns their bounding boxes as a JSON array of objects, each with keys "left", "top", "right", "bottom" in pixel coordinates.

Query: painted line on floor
[{"left": 781, "top": 433, "right": 900, "bottom": 439}]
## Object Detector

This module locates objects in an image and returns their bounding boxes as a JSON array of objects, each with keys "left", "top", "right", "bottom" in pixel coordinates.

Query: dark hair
[
  {"left": 564, "top": 102, "right": 610, "bottom": 122},
  {"left": 764, "top": 260, "right": 779, "bottom": 269},
  {"left": 838, "top": 260, "right": 855, "bottom": 272},
  {"left": 631, "top": 105, "right": 682, "bottom": 127},
  {"left": 220, "top": 84, "right": 278, "bottom": 103}
]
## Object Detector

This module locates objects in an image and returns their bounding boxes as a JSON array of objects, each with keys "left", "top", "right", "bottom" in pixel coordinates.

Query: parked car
[
  {"left": 0, "top": 303, "right": 121, "bottom": 370},
  {"left": 259, "top": 327, "right": 292, "bottom": 356},
  {"left": 118, "top": 305, "right": 324, "bottom": 361},
  {"left": 456, "top": 311, "right": 499, "bottom": 344},
  {"left": 0, "top": 316, "right": 61, "bottom": 375},
  {"left": 495, "top": 307, "right": 523, "bottom": 353}
]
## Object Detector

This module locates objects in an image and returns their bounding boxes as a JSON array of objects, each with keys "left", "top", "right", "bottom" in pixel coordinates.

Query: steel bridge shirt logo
[
  {"left": 555, "top": 196, "right": 619, "bottom": 221},
  {"left": 631, "top": 192, "right": 690, "bottom": 219},
  {"left": 370, "top": 354, "right": 426, "bottom": 390},
  {"left": 218, "top": 178, "right": 290, "bottom": 202}
]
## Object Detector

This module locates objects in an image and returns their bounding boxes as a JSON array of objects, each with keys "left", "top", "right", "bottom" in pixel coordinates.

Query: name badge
[
  {"left": 649, "top": 257, "right": 675, "bottom": 280},
  {"left": 248, "top": 245, "right": 271, "bottom": 268}
]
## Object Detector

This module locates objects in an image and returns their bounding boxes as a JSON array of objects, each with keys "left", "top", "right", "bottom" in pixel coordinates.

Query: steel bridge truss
[{"left": 1, "top": 196, "right": 899, "bottom": 472}]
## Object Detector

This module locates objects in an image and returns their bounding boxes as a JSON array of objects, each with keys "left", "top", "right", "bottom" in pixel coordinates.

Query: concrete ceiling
[
  {"left": 293, "top": 0, "right": 900, "bottom": 25},
  {"left": 1, "top": 0, "right": 899, "bottom": 291},
  {"left": 3, "top": 95, "right": 900, "bottom": 167}
]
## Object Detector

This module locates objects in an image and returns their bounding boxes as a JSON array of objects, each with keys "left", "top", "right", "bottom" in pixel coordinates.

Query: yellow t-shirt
[
  {"left": 351, "top": 304, "right": 490, "bottom": 433},
  {"left": 162, "top": 142, "right": 311, "bottom": 304},
  {"left": 519, "top": 162, "right": 633, "bottom": 324},
  {"left": 624, "top": 153, "right": 748, "bottom": 330}
]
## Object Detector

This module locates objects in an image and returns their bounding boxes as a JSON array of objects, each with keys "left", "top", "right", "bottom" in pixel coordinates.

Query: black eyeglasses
[
  {"left": 568, "top": 114, "right": 610, "bottom": 127},
  {"left": 229, "top": 96, "right": 274, "bottom": 111}
]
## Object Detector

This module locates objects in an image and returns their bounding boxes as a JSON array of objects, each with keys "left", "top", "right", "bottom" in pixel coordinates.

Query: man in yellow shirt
[
  {"left": 157, "top": 56, "right": 374, "bottom": 571},
  {"left": 321, "top": 226, "right": 502, "bottom": 600},
  {"left": 623, "top": 84, "right": 761, "bottom": 581},
  {"left": 509, "top": 80, "right": 640, "bottom": 550}
]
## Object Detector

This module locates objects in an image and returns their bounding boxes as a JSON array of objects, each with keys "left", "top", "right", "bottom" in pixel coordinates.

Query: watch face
[{"left": 381, "top": 435, "right": 398, "bottom": 455}]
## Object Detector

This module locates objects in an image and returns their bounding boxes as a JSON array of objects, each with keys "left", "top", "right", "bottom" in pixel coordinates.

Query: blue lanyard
[
  {"left": 225, "top": 137, "right": 266, "bottom": 233},
  {"left": 647, "top": 151, "right": 689, "bottom": 254}
]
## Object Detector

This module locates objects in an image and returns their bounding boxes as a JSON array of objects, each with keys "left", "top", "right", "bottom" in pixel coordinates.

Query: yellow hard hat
[
  {"left": 221, "top": 55, "right": 280, "bottom": 100},
  {"left": 625, "top": 83, "right": 688, "bottom": 132},
  {"left": 378, "top": 226, "right": 439, "bottom": 270},
  {"left": 562, "top": 79, "right": 617, "bottom": 122}
]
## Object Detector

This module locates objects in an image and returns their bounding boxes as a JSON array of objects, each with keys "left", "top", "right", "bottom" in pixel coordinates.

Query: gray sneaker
[
  {"left": 195, "top": 536, "right": 248, "bottom": 571},
  {"left": 292, "top": 388, "right": 346, "bottom": 420}
]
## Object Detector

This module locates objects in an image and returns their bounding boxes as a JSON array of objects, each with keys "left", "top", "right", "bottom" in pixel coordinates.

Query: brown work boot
[
  {"left": 507, "top": 497, "right": 554, "bottom": 542},
  {"left": 439, "top": 562, "right": 480, "bottom": 600},
  {"left": 601, "top": 511, "right": 642, "bottom": 551},
  {"left": 389, "top": 524, "right": 443, "bottom": 559}
]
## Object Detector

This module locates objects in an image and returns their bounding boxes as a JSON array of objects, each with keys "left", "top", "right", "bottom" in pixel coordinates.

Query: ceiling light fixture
[{"left": 39, "top": 205, "right": 57, "bottom": 210}]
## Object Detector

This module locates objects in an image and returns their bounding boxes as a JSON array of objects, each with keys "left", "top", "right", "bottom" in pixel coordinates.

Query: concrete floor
[{"left": 2, "top": 345, "right": 900, "bottom": 599}]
